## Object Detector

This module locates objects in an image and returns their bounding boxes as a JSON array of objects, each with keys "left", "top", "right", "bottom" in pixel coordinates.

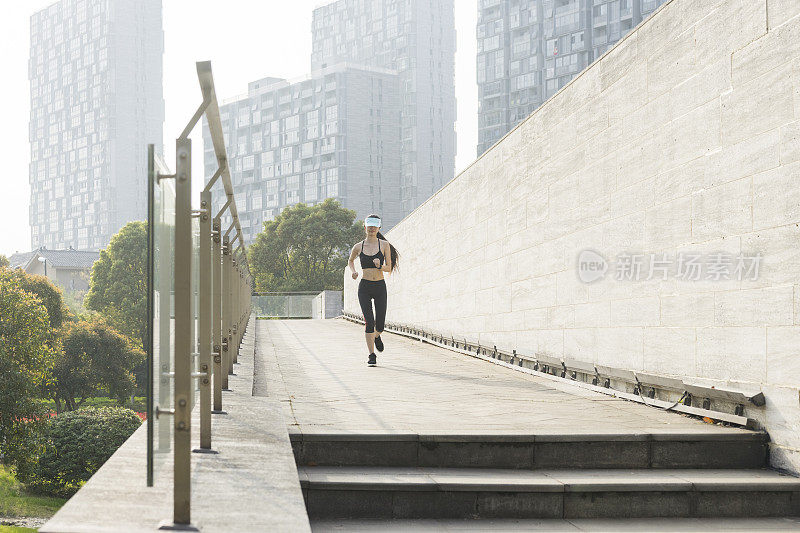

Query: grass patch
[
  {"left": 79, "top": 396, "right": 146, "bottom": 412},
  {"left": 0, "top": 526, "right": 38, "bottom": 532},
  {"left": 34, "top": 396, "right": 146, "bottom": 414},
  {"left": 255, "top": 316, "right": 311, "bottom": 320},
  {"left": 0, "top": 464, "right": 65, "bottom": 519}
]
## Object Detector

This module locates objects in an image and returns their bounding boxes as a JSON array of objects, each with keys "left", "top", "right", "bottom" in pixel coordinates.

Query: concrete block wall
[{"left": 344, "top": 0, "right": 800, "bottom": 473}]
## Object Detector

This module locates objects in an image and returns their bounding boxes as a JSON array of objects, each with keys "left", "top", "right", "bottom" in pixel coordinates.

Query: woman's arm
[{"left": 348, "top": 244, "right": 359, "bottom": 276}]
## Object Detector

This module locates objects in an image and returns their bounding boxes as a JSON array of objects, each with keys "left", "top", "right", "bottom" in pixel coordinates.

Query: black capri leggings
[{"left": 358, "top": 278, "right": 387, "bottom": 333}]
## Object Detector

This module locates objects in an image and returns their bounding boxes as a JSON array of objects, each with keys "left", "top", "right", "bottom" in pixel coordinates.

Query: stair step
[
  {"left": 310, "top": 517, "right": 800, "bottom": 532},
  {"left": 290, "top": 430, "right": 769, "bottom": 469},
  {"left": 299, "top": 467, "right": 800, "bottom": 519}
]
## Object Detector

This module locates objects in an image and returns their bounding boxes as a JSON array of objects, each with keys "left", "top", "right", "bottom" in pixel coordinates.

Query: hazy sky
[{"left": 0, "top": 0, "right": 478, "bottom": 256}]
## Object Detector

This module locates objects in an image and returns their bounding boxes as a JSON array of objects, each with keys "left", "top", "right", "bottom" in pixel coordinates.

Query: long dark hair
[{"left": 367, "top": 213, "right": 400, "bottom": 273}]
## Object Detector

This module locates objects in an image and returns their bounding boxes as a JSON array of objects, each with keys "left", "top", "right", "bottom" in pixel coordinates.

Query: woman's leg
[
  {"left": 357, "top": 280, "right": 376, "bottom": 354},
  {"left": 374, "top": 280, "right": 387, "bottom": 336}
]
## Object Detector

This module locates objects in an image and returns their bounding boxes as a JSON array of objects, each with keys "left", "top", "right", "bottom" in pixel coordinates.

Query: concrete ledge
[
  {"left": 292, "top": 430, "right": 767, "bottom": 443},
  {"left": 291, "top": 430, "right": 769, "bottom": 470},
  {"left": 310, "top": 517, "right": 800, "bottom": 532},
  {"left": 300, "top": 467, "right": 800, "bottom": 519},
  {"left": 291, "top": 429, "right": 420, "bottom": 442},
  {"left": 532, "top": 433, "right": 650, "bottom": 442},
  {"left": 647, "top": 430, "right": 768, "bottom": 441},
  {"left": 299, "top": 467, "right": 800, "bottom": 493},
  {"left": 418, "top": 433, "right": 538, "bottom": 443}
]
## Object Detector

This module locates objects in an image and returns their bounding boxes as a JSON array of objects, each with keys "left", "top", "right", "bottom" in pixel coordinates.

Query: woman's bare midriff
[{"left": 361, "top": 269, "right": 384, "bottom": 281}]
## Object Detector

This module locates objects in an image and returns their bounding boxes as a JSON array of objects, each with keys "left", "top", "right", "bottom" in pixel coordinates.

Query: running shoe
[
  {"left": 368, "top": 352, "right": 377, "bottom": 366},
  {"left": 374, "top": 335, "right": 384, "bottom": 352}
]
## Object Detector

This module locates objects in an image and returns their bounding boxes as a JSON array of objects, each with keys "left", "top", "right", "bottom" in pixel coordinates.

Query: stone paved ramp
[
  {"left": 256, "top": 318, "right": 751, "bottom": 435},
  {"left": 258, "top": 319, "right": 800, "bottom": 528}
]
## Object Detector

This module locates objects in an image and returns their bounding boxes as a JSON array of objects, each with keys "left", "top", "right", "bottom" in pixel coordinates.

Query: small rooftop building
[{"left": 8, "top": 247, "right": 100, "bottom": 293}]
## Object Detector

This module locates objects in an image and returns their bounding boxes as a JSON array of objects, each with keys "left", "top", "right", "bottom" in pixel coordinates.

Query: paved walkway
[{"left": 255, "top": 318, "right": 751, "bottom": 437}]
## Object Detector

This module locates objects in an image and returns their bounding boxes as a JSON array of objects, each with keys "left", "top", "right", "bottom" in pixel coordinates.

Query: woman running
[{"left": 348, "top": 214, "right": 399, "bottom": 366}]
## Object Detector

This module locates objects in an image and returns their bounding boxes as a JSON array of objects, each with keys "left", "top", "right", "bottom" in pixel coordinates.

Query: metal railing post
[
  {"left": 234, "top": 262, "right": 241, "bottom": 363},
  {"left": 212, "top": 216, "right": 224, "bottom": 412},
  {"left": 222, "top": 234, "right": 232, "bottom": 390},
  {"left": 240, "top": 267, "right": 245, "bottom": 348},
  {"left": 173, "top": 138, "right": 192, "bottom": 526},
  {"left": 230, "top": 256, "right": 238, "bottom": 370},
  {"left": 146, "top": 144, "right": 154, "bottom": 487},
  {"left": 243, "top": 276, "right": 248, "bottom": 328},
  {"left": 195, "top": 190, "right": 214, "bottom": 451}
]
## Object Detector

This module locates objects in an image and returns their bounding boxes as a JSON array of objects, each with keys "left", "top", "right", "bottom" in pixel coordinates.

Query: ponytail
[
  {"left": 376, "top": 231, "right": 400, "bottom": 273},
  {"left": 365, "top": 212, "right": 400, "bottom": 273}
]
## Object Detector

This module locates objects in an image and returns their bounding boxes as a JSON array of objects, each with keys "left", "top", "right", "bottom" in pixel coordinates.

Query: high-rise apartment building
[
  {"left": 29, "top": 0, "right": 164, "bottom": 250},
  {"left": 311, "top": 0, "right": 456, "bottom": 217},
  {"left": 205, "top": 64, "right": 402, "bottom": 245},
  {"left": 477, "top": 0, "right": 667, "bottom": 156}
]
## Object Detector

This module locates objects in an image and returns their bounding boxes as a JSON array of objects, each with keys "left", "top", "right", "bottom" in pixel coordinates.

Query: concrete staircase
[{"left": 291, "top": 430, "right": 800, "bottom": 524}]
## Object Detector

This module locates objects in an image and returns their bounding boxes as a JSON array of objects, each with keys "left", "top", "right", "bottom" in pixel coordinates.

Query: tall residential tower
[
  {"left": 205, "top": 64, "right": 402, "bottom": 245},
  {"left": 29, "top": 0, "right": 164, "bottom": 250},
  {"left": 311, "top": 0, "right": 456, "bottom": 217},
  {"left": 477, "top": 0, "right": 667, "bottom": 156}
]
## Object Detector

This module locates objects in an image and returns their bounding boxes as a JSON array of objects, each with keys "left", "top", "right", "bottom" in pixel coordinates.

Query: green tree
[
  {"left": 0, "top": 254, "right": 8, "bottom": 268},
  {"left": 249, "top": 199, "right": 363, "bottom": 291},
  {"left": 50, "top": 318, "right": 145, "bottom": 412},
  {"left": 0, "top": 270, "right": 54, "bottom": 461},
  {"left": 7, "top": 270, "right": 67, "bottom": 328},
  {"left": 84, "top": 221, "right": 147, "bottom": 348}
]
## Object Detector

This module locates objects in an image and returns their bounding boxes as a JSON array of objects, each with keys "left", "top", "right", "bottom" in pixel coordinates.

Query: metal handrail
[
  {"left": 197, "top": 62, "right": 250, "bottom": 277},
  {"left": 149, "top": 61, "right": 253, "bottom": 529}
]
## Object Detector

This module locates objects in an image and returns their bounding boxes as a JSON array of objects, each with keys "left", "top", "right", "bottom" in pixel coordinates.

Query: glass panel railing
[
  {"left": 288, "top": 293, "right": 315, "bottom": 317},
  {"left": 251, "top": 292, "right": 317, "bottom": 318},
  {"left": 191, "top": 217, "right": 200, "bottom": 410},
  {"left": 143, "top": 62, "right": 254, "bottom": 524},
  {"left": 147, "top": 147, "right": 175, "bottom": 485}
]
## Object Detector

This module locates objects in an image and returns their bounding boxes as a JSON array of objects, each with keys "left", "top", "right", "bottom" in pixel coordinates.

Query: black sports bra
[{"left": 359, "top": 239, "right": 385, "bottom": 269}]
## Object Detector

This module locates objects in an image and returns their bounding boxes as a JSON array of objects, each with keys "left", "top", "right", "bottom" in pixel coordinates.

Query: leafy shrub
[{"left": 14, "top": 407, "right": 141, "bottom": 497}]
